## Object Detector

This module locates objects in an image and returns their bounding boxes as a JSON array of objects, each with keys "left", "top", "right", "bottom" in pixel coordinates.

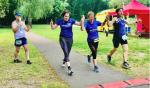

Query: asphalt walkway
[{"left": 27, "top": 32, "right": 133, "bottom": 88}]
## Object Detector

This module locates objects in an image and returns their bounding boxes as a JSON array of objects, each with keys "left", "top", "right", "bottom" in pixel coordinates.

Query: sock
[
  {"left": 14, "top": 55, "right": 19, "bottom": 60},
  {"left": 108, "top": 55, "right": 111, "bottom": 58},
  {"left": 25, "top": 51, "right": 30, "bottom": 60},
  {"left": 124, "top": 60, "right": 128, "bottom": 63}
]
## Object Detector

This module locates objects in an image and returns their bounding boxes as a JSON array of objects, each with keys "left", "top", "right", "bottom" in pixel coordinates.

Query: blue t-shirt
[
  {"left": 56, "top": 18, "right": 76, "bottom": 38},
  {"left": 84, "top": 20, "right": 101, "bottom": 42},
  {"left": 113, "top": 18, "right": 126, "bottom": 38}
]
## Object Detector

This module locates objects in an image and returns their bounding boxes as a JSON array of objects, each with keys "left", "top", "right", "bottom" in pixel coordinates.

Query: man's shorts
[
  {"left": 113, "top": 37, "right": 128, "bottom": 48},
  {"left": 14, "top": 37, "right": 27, "bottom": 47}
]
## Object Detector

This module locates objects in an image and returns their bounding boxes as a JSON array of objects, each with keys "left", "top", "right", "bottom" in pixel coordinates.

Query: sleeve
[
  {"left": 71, "top": 18, "right": 76, "bottom": 24},
  {"left": 84, "top": 22, "right": 87, "bottom": 29},
  {"left": 56, "top": 19, "right": 61, "bottom": 25},
  {"left": 97, "top": 21, "right": 102, "bottom": 26}
]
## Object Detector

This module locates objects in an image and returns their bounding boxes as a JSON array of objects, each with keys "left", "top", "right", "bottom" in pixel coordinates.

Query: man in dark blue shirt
[
  {"left": 107, "top": 8, "right": 130, "bottom": 69},
  {"left": 50, "top": 10, "right": 84, "bottom": 76}
]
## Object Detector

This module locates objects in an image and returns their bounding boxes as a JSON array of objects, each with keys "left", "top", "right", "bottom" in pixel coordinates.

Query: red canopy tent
[
  {"left": 123, "top": 0, "right": 150, "bottom": 15},
  {"left": 108, "top": 0, "right": 150, "bottom": 16},
  {"left": 123, "top": 0, "right": 150, "bottom": 37},
  {"left": 108, "top": 12, "right": 117, "bottom": 16}
]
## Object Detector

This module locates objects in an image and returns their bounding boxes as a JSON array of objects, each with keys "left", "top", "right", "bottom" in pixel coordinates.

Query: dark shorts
[
  {"left": 113, "top": 37, "right": 128, "bottom": 48},
  {"left": 14, "top": 37, "right": 27, "bottom": 47}
]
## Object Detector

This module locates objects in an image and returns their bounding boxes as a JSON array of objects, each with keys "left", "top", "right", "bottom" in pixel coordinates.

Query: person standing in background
[{"left": 11, "top": 12, "right": 32, "bottom": 64}]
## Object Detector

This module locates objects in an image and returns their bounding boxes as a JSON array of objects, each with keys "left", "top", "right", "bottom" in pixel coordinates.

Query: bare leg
[
  {"left": 108, "top": 48, "right": 117, "bottom": 57},
  {"left": 122, "top": 44, "right": 128, "bottom": 62},
  {"left": 92, "top": 59, "right": 97, "bottom": 66},
  {"left": 23, "top": 45, "right": 29, "bottom": 60},
  {"left": 66, "top": 62, "right": 70, "bottom": 67},
  {"left": 14, "top": 47, "right": 20, "bottom": 59}
]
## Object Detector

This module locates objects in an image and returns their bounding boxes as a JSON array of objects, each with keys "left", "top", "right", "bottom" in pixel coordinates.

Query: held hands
[
  {"left": 50, "top": 19, "right": 53, "bottom": 26},
  {"left": 112, "top": 17, "right": 118, "bottom": 22},
  {"left": 50, "top": 19, "right": 56, "bottom": 30},
  {"left": 80, "top": 15, "right": 85, "bottom": 31},
  {"left": 81, "top": 15, "right": 85, "bottom": 22},
  {"left": 102, "top": 15, "right": 109, "bottom": 26},
  {"left": 106, "top": 15, "right": 110, "bottom": 21}
]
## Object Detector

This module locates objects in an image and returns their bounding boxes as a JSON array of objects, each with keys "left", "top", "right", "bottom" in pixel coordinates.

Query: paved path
[{"left": 27, "top": 32, "right": 131, "bottom": 88}]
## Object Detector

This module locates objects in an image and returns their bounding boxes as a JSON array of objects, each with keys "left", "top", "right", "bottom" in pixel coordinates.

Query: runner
[
  {"left": 11, "top": 12, "right": 32, "bottom": 64},
  {"left": 107, "top": 8, "right": 130, "bottom": 69},
  {"left": 50, "top": 10, "right": 84, "bottom": 76},
  {"left": 81, "top": 11, "right": 108, "bottom": 73}
]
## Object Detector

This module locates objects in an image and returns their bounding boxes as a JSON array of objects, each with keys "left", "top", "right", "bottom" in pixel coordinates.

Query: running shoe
[
  {"left": 14, "top": 59, "right": 22, "bottom": 63},
  {"left": 122, "top": 61, "right": 130, "bottom": 69},
  {"left": 94, "top": 65, "right": 99, "bottom": 73},
  {"left": 27, "top": 60, "right": 32, "bottom": 64},
  {"left": 87, "top": 55, "right": 91, "bottom": 63},
  {"left": 68, "top": 70, "right": 73, "bottom": 76},
  {"left": 61, "top": 61, "right": 66, "bottom": 68},
  {"left": 107, "top": 55, "right": 112, "bottom": 63}
]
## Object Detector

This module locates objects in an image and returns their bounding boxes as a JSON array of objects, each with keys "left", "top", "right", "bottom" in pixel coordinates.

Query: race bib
[
  {"left": 94, "top": 38, "right": 99, "bottom": 43},
  {"left": 15, "top": 40, "right": 22, "bottom": 45},
  {"left": 122, "top": 35, "right": 128, "bottom": 41}
]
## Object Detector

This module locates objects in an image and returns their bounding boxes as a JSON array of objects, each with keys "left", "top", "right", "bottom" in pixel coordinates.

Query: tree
[
  {"left": 0, "top": 0, "right": 9, "bottom": 18},
  {"left": 109, "top": 0, "right": 150, "bottom": 8},
  {"left": 49, "top": 0, "right": 68, "bottom": 21},
  {"left": 108, "top": 0, "right": 130, "bottom": 8},
  {"left": 138, "top": 0, "right": 150, "bottom": 6},
  {"left": 0, "top": 0, "right": 20, "bottom": 26},
  {"left": 18, "top": 0, "right": 54, "bottom": 26},
  {"left": 67, "top": 0, "right": 108, "bottom": 20}
]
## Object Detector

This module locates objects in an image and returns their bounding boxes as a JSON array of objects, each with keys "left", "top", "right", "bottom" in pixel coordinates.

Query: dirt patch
[
  {"left": 0, "top": 79, "right": 40, "bottom": 88},
  {"left": 130, "top": 52, "right": 145, "bottom": 58},
  {"left": 0, "top": 47, "right": 4, "bottom": 53}
]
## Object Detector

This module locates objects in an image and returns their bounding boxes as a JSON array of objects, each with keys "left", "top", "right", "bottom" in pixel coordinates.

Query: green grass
[
  {"left": 0, "top": 28, "right": 69, "bottom": 88},
  {"left": 31, "top": 24, "right": 150, "bottom": 77}
]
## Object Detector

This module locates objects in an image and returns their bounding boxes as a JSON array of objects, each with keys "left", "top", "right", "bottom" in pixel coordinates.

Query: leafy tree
[
  {"left": 49, "top": 0, "right": 68, "bottom": 21},
  {"left": 67, "top": 0, "right": 108, "bottom": 20},
  {"left": 18, "top": 0, "right": 54, "bottom": 26},
  {"left": 108, "top": 0, "right": 130, "bottom": 8},
  {"left": 109, "top": 0, "right": 150, "bottom": 8},
  {"left": 138, "top": 0, "right": 150, "bottom": 6},
  {"left": 0, "top": 0, "right": 20, "bottom": 26},
  {"left": 0, "top": 0, "right": 9, "bottom": 18}
]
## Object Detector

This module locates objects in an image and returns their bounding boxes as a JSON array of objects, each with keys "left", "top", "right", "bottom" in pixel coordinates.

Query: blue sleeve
[
  {"left": 97, "top": 21, "right": 101, "bottom": 26},
  {"left": 84, "top": 22, "right": 87, "bottom": 29},
  {"left": 56, "top": 19, "right": 61, "bottom": 25},
  {"left": 71, "top": 18, "right": 76, "bottom": 24}
]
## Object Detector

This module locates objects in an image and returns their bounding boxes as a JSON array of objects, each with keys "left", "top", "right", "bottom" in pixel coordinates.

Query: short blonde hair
[{"left": 87, "top": 11, "right": 95, "bottom": 18}]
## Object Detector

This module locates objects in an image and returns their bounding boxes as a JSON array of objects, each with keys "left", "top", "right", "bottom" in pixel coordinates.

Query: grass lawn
[
  {"left": 31, "top": 24, "right": 150, "bottom": 77},
  {"left": 0, "top": 28, "right": 69, "bottom": 88}
]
